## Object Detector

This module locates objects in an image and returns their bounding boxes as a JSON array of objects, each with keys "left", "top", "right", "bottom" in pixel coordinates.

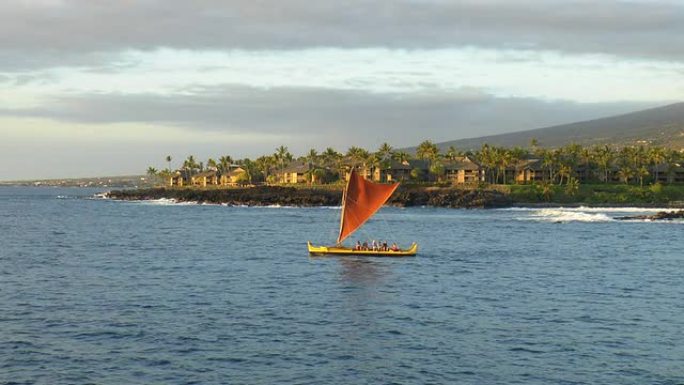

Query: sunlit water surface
[{"left": 1, "top": 187, "right": 683, "bottom": 384}]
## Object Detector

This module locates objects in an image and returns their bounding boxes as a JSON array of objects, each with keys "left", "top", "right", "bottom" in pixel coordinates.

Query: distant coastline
[{"left": 0, "top": 175, "right": 150, "bottom": 188}]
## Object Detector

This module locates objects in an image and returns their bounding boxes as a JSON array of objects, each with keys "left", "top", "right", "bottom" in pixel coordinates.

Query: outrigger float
[{"left": 307, "top": 169, "right": 418, "bottom": 257}]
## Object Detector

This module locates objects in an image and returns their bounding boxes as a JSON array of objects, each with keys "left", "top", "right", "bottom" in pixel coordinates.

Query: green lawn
[{"left": 507, "top": 183, "right": 684, "bottom": 205}]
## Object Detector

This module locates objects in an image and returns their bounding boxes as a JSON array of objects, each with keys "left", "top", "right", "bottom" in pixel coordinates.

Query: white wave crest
[
  {"left": 500, "top": 206, "right": 674, "bottom": 213},
  {"left": 523, "top": 208, "right": 614, "bottom": 223},
  {"left": 137, "top": 198, "right": 197, "bottom": 206}
]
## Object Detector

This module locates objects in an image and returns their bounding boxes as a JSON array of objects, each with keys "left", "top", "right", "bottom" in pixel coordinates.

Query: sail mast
[{"left": 336, "top": 168, "right": 352, "bottom": 244}]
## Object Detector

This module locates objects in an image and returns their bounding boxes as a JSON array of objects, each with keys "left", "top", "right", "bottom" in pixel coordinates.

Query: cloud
[
  {"left": 0, "top": 85, "right": 657, "bottom": 150},
  {"left": 0, "top": 0, "right": 683, "bottom": 71}
]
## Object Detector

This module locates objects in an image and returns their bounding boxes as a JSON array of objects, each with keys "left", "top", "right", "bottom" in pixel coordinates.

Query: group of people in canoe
[{"left": 354, "top": 240, "right": 401, "bottom": 252}]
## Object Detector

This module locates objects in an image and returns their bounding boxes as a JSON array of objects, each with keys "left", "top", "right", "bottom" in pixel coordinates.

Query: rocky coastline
[
  {"left": 614, "top": 210, "right": 684, "bottom": 221},
  {"left": 106, "top": 186, "right": 513, "bottom": 208}
]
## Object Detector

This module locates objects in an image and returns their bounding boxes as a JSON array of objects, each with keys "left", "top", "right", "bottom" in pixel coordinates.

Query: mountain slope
[{"left": 434, "top": 102, "right": 684, "bottom": 150}]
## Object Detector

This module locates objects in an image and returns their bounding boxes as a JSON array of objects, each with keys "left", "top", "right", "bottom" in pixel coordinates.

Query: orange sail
[{"left": 337, "top": 169, "right": 399, "bottom": 243}]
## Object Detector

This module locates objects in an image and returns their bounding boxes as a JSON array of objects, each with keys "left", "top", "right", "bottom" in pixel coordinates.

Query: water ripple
[{"left": 1, "top": 187, "right": 683, "bottom": 385}]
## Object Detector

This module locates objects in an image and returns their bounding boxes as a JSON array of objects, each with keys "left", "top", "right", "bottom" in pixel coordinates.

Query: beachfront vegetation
[{"left": 147, "top": 139, "right": 684, "bottom": 190}]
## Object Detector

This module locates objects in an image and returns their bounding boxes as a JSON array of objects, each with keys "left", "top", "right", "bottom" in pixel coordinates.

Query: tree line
[{"left": 147, "top": 139, "right": 684, "bottom": 186}]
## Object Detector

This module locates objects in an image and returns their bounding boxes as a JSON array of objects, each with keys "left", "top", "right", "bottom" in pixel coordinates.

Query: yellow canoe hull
[{"left": 307, "top": 241, "right": 418, "bottom": 257}]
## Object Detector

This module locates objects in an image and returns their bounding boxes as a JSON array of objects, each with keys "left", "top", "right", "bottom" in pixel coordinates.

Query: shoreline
[
  {"left": 106, "top": 186, "right": 512, "bottom": 208},
  {"left": 504, "top": 202, "right": 684, "bottom": 209},
  {"left": 105, "top": 186, "right": 684, "bottom": 209}
]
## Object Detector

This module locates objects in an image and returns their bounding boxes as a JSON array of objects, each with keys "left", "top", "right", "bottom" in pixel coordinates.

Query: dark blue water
[{"left": 1, "top": 187, "right": 683, "bottom": 385}]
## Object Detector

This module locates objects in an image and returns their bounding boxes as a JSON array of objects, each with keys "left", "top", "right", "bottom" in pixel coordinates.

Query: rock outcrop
[
  {"left": 107, "top": 186, "right": 512, "bottom": 209},
  {"left": 615, "top": 210, "right": 684, "bottom": 221}
]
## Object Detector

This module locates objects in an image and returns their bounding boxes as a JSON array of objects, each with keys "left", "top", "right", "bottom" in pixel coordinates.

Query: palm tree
[
  {"left": 239, "top": 158, "right": 258, "bottom": 184},
  {"left": 416, "top": 140, "right": 439, "bottom": 161},
  {"left": 565, "top": 177, "right": 580, "bottom": 196},
  {"left": 392, "top": 151, "right": 411, "bottom": 163},
  {"left": 183, "top": 155, "right": 199, "bottom": 176},
  {"left": 593, "top": 145, "right": 614, "bottom": 183},
  {"left": 206, "top": 158, "right": 218, "bottom": 170},
  {"left": 617, "top": 165, "right": 634, "bottom": 184},
  {"left": 346, "top": 146, "right": 370, "bottom": 168},
  {"left": 538, "top": 181, "right": 554, "bottom": 202},
  {"left": 146, "top": 167, "right": 158, "bottom": 185},
  {"left": 530, "top": 138, "right": 539, "bottom": 149},
  {"left": 445, "top": 145, "right": 460, "bottom": 161},
  {"left": 663, "top": 149, "right": 680, "bottom": 184},
  {"left": 377, "top": 142, "right": 394, "bottom": 160},
  {"left": 274, "top": 146, "right": 292, "bottom": 171},
  {"left": 306, "top": 149, "right": 319, "bottom": 169},
  {"left": 542, "top": 150, "right": 560, "bottom": 184},
  {"left": 305, "top": 168, "right": 327, "bottom": 185},
  {"left": 648, "top": 147, "right": 666, "bottom": 183},
  {"left": 157, "top": 169, "right": 172, "bottom": 183},
  {"left": 498, "top": 149, "right": 513, "bottom": 185},
  {"left": 321, "top": 147, "right": 340, "bottom": 166},
  {"left": 477, "top": 143, "right": 495, "bottom": 184},
  {"left": 165, "top": 155, "right": 172, "bottom": 170},
  {"left": 558, "top": 163, "right": 573, "bottom": 186},
  {"left": 637, "top": 166, "right": 650, "bottom": 187},
  {"left": 320, "top": 147, "right": 343, "bottom": 181},
  {"left": 530, "top": 138, "right": 544, "bottom": 157},
  {"left": 218, "top": 155, "right": 233, "bottom": 174},
  {"left": 429, "top": 160, "right": 445, "bottom": 183}
]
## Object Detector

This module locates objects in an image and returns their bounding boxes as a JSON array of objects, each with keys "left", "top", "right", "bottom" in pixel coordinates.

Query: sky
[{"left": 1, "top": 0, "right": 684, "bottom": 180}]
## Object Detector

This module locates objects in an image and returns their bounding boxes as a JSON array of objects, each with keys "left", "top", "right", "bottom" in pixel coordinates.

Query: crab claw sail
[{"left": 337, "top": 169, "right": 399, "bottom": 244}]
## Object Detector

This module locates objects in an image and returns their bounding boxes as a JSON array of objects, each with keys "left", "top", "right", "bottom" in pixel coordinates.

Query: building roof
[
  {"left": 443, "top": 160, "right": 481, "bottom": 171},
  {"left": 225, "top": 168, "right": 246, "bottom": 177},
  {"left": 192, "top": 170, "right": 218, "bottom": 178},
  {"left": 279, "top": 163, "right": 310, "bottom": 174},
  {"left": 515, "top": 158, "right": 544, "bottom": 170},
  {"left": 171, "top": 170, "right": 192, "bottom": 179}
]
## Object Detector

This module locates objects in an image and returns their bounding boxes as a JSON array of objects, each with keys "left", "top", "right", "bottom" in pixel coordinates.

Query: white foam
[
  {"left": 499, "top": 206, "right": 673, "bottom": 213},
  {"left": 522, "top": 208, "right": 615, "bottom": 223},
  {"left": 560, "top": 206, "right": 672, "bottom": 213},
  {"left": 136, "top": 198, "right": 197, "bottom": 206}
]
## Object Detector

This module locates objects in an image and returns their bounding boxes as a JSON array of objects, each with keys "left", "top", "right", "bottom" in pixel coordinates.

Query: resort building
[
  {"left": 653, "top": 163, "right": 684, "bottom": 183},
  {"left": 277, "top": 163, "right": 310, "bottom": 184},
  {"left": 169, "top": 170, "right": 191, "bottom": 187},
  {"left": 367, "top": 160, "right": 430, "bottom": 183},
  {"left": 190, "top": 171, "right": 219, "bottom": 187},
  {"left": 444, "top": 157, "right": 484, "bottom": 184},
  {"left": 513, "top": 159, "right": 547, "bottom": 184},
  {"left": 219, "top": 167, "right": 247, "bottom": 185}
]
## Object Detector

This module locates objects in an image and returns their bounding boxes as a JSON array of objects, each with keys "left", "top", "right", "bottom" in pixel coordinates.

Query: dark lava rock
[
  {"left": 107, "top": 186, "right": 512, "bottom": 209},
  {"left": 615, "top": 210, "right": 684, "bottom": 221}
]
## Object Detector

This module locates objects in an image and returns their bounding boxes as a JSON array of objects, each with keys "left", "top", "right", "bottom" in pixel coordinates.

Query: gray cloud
[
  {"left": 0, "top": 0, "right": 683, "bottom": 71},
  {"left": 0, "top": 85, "right": 658, "bottom": 149}
]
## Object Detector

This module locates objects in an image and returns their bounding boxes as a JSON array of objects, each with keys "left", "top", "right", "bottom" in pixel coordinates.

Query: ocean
[{"left": 1, "top": 186, "right": 683, "bottom": 384}]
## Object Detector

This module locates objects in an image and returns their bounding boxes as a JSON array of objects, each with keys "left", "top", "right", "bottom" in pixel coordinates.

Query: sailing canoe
[
  {"left": 308, "top": 169, "right": 418, "bottom": 257},
  {"left": 308, "top": 241, "right": 418, "bottom": 257}
]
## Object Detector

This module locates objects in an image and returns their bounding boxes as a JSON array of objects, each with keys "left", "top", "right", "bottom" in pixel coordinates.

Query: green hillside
[{"left": 434, "top": 102, "right": 684, "bottom": 151}]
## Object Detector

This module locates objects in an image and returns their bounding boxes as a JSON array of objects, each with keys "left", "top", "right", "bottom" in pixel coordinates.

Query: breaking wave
[
  {"left": 522, "top": 208, "right": 615, "bottom": 223},
  {"left": 500, "top": 206, "right": 673, "bottom": 213},
  {"left": 137, "top": 198, "right": 197, "bottom": 206}
]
